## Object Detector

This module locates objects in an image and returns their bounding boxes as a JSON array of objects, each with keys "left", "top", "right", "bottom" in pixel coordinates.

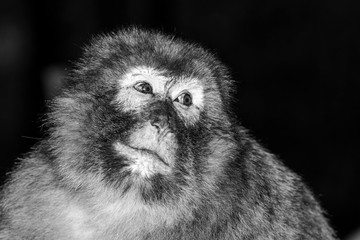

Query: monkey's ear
[
  {"left": 61, "top": 73, "right": 85, "bottom": 93},
  {"left": 61, "top": 66, "right": 99, "bottom": 93},
  {"left": 216, "top": 68, "right": 236, "bottom": 106},
  {"left": 48, "top": 61, "right": 112, "bottom": 99}
]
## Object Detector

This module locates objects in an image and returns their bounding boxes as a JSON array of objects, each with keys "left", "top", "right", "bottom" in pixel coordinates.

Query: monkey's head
[{"left": 48, "top": 28, "right": 238, "bottom": 205}]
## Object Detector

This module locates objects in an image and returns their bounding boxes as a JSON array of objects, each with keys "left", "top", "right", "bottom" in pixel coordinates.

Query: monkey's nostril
[
  {"left": 150, "top": 115, "right": 169, "bottom": 131},
  {"left": 150, "top": 121, "right": 160, "bottom": 130}
]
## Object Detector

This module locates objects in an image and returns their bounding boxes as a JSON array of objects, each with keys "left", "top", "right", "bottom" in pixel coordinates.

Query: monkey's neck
[{"left": 60, "top": 186, "right": 190, "bottom": 239}]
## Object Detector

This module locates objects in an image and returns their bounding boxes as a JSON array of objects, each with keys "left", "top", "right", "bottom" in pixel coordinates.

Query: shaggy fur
[{"left": 0, "top": 28, "right": 337, "bottom": 239}]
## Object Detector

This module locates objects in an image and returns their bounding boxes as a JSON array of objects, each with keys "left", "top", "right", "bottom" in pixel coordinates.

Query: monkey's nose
[{"left": 150, "top": 115, "right": 169, "bottom": 131}]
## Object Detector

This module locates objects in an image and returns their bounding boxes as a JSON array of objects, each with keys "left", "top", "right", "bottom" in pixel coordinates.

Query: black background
[{"left": 0, "top": 0, "right": 359, "bottom": 238}]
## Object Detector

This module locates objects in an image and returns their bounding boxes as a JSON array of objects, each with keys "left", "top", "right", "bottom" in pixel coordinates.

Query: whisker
[{"left": 21, "top": 136, "right": 42, "bottom": 140}]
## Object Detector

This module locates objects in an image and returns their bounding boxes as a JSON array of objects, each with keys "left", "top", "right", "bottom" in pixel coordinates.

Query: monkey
[{"left": 0, "top": 28, "right": 337, "bottom": 240}]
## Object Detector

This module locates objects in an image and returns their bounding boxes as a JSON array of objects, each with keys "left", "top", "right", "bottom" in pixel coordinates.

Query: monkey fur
[{"left": 0, "top": 28, "right": 337, "bottom": 239}]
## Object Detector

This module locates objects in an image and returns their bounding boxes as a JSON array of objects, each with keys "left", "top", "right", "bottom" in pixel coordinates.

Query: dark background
[{"left": 0, "top": 0, "right": 359, "bottom": 238}]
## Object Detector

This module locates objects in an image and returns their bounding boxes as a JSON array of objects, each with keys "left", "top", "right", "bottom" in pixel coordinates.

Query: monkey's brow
[{"left": 166, "top": 76, "right": 178, "bottom": 86}]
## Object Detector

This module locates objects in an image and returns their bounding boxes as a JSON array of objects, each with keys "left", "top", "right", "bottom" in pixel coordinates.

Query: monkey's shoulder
[
  {"left": 217, "top": 137, "right": 337, "bottom": 239},
  {"left": 0, "top": 146, "right": 74, "bottom": 238}
]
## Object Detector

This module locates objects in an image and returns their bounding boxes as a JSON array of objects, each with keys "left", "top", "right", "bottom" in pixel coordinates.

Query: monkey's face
[
  {"left": 50, "top": 29, "right": 236, "bottom": 204},
  {"left": 113, "top": 66, "right": 203, "bottom": 176},
  {"left": 98, "top": 66, "right": 211, "bottom": 202}
]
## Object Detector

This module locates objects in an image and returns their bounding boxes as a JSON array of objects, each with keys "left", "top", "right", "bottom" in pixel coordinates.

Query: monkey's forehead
[{"left": 81, "top": 28, "right": 229, "bottom": 83}]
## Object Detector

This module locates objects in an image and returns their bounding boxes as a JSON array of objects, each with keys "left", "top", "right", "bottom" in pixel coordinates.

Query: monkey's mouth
[
  {"left": 131, "top": 147, "right": 169, "bottom": 166},
  {"left": 113, "top": 142, "right": 170, "bottom": 167}
]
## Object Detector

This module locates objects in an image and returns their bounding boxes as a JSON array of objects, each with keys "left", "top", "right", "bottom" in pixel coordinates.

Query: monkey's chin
[{"left": 113, "top": 142, "right": 171, "bottom": 178}]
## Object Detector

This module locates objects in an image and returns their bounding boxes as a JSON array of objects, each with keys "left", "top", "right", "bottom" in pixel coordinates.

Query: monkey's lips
[
  {"left": 113, "top": 142, "right": 170, "bottom": 169},
  {"left": 130, "top": 147, "right": 169, "bottom": 166}
]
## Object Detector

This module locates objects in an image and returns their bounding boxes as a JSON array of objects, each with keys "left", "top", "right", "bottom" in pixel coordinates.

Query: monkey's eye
[
  {"left": 134, "top": 82, "right": 153, "bottom": 94},
  {"left": 174, "top": 92, "right": 192, "bottom": 107}
]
